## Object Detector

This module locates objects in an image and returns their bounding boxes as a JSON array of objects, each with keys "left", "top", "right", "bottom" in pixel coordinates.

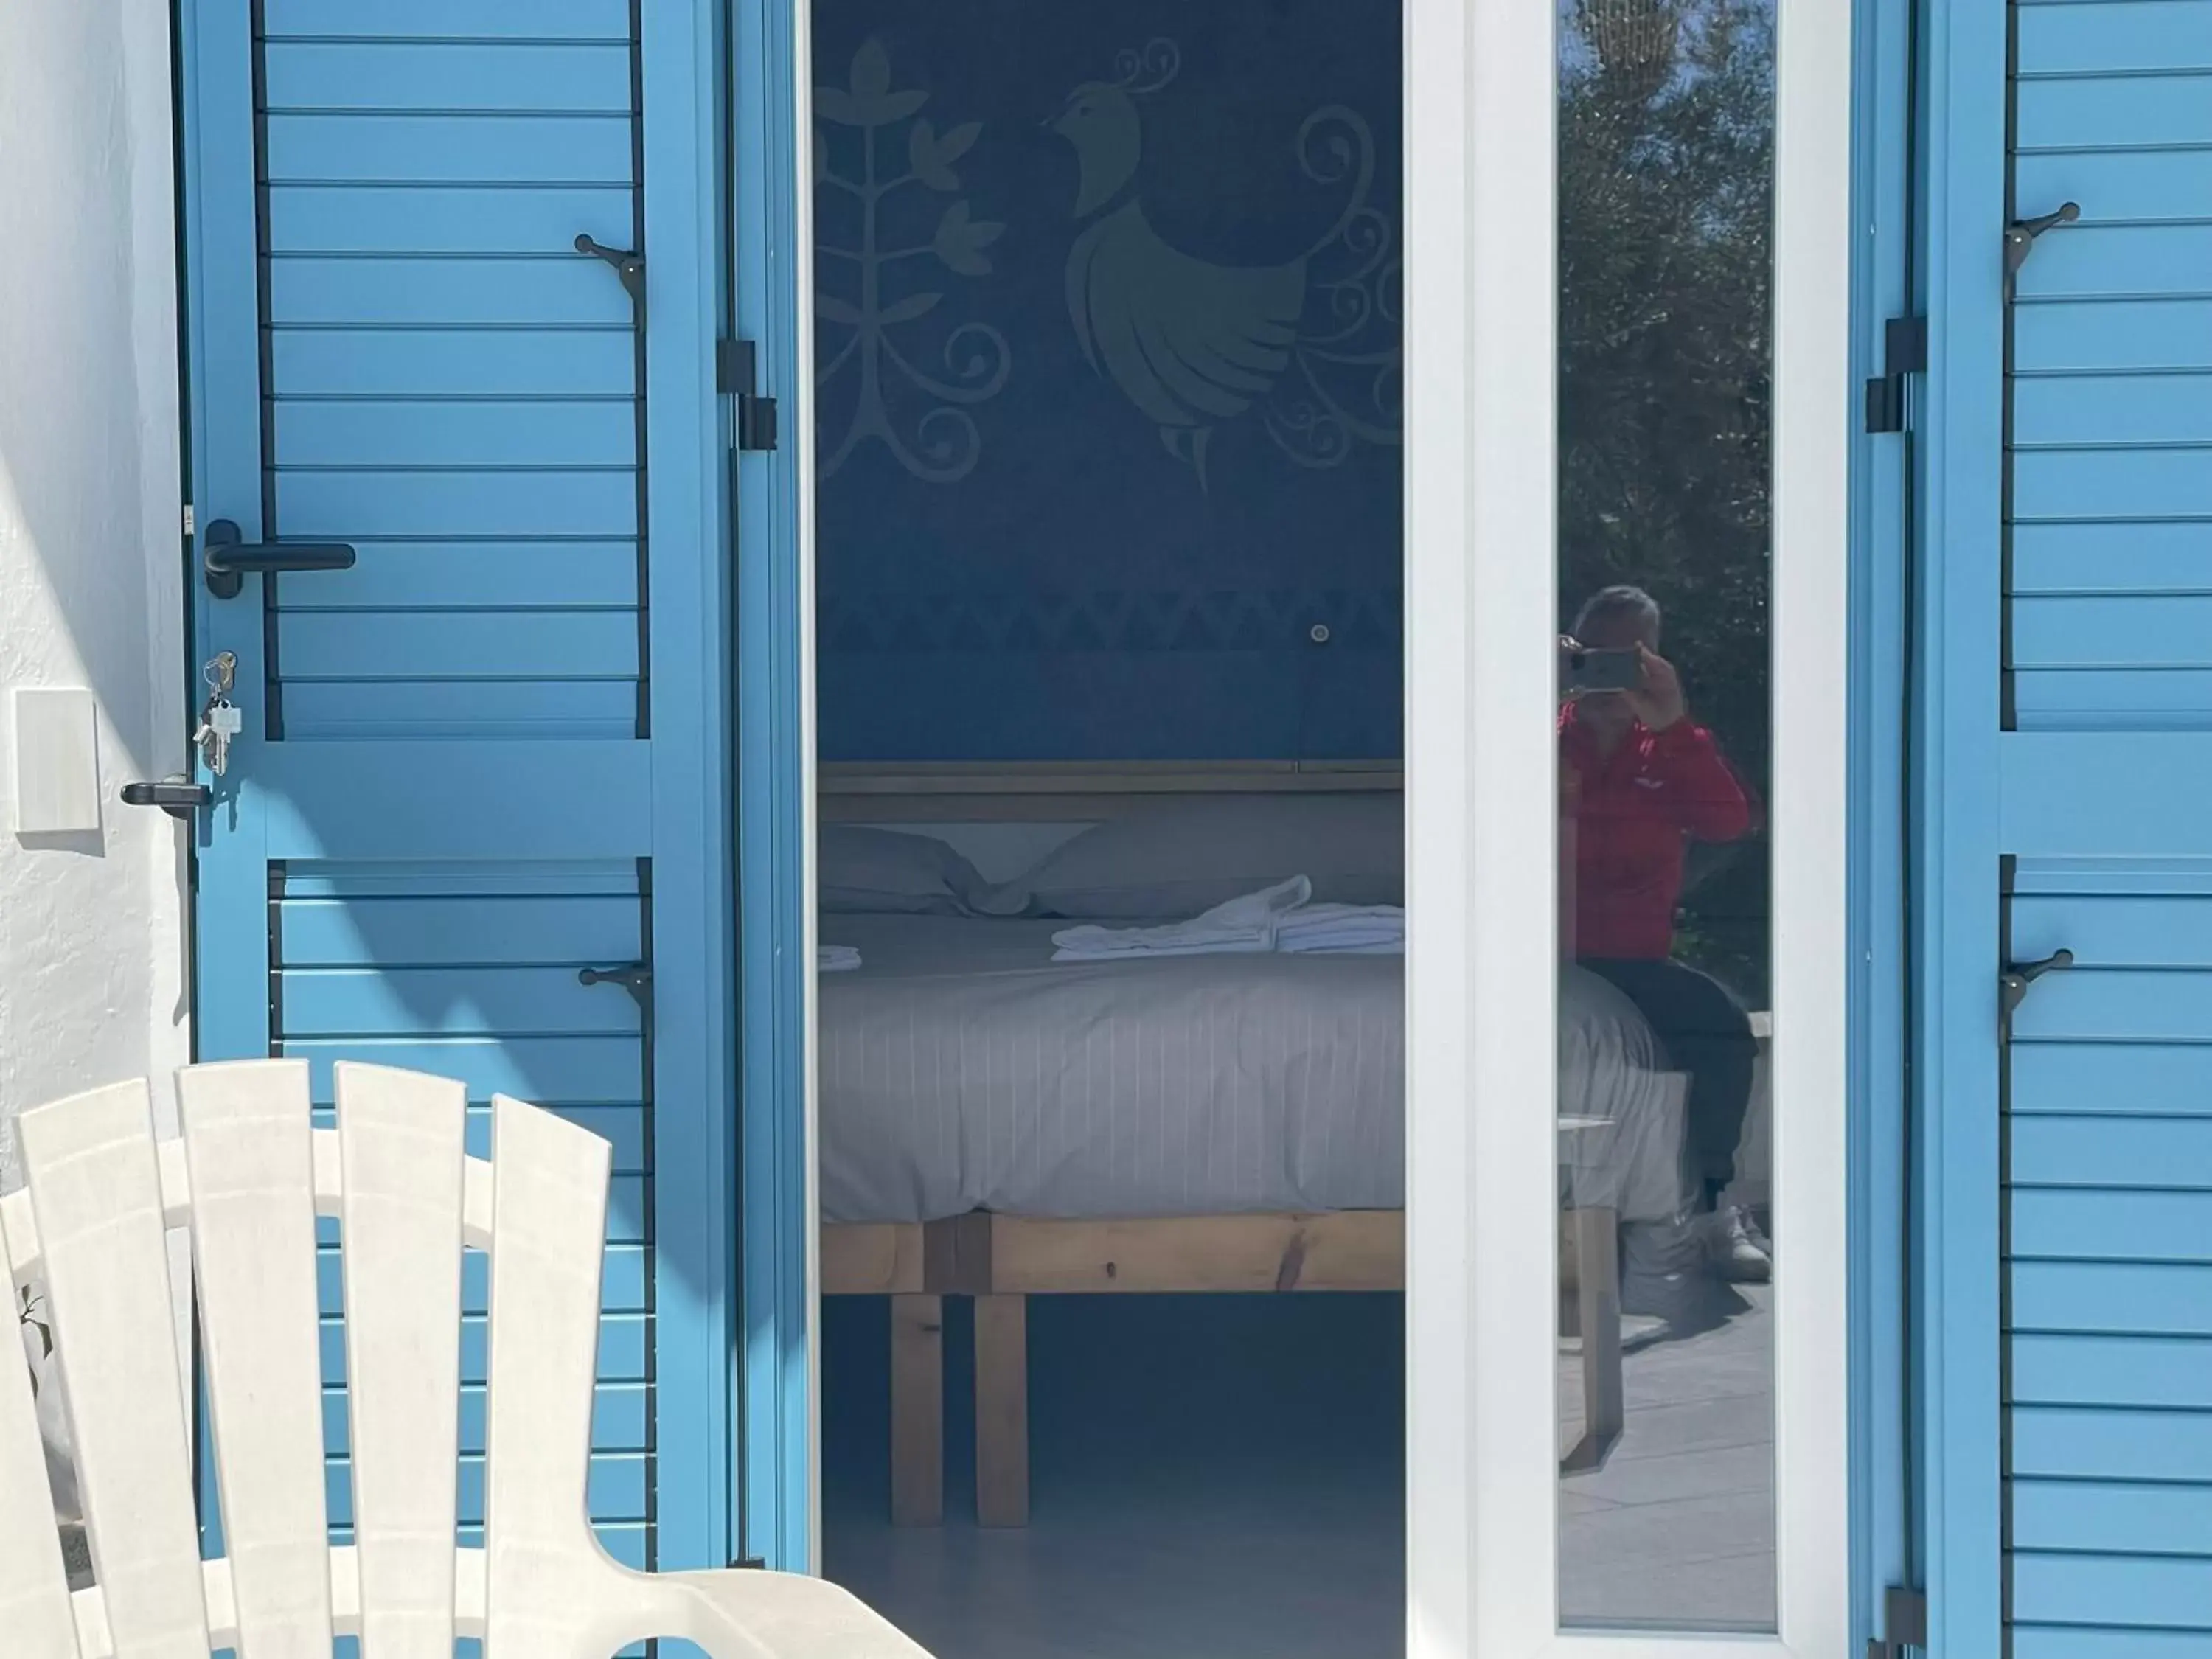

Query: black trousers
[{"left": 1581, "top": 958, "right": 1756, "bottom": 1206}]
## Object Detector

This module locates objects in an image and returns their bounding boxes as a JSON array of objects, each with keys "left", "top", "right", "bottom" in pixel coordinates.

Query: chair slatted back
[
  {"left": 17, "top": 1082, "right": 209, "bottom": 1656},
  {"left": 0, "top": 1189, "right": 79, "bottom": 1653},
  {"left": 334, "top": 1064, "right": 468, "bottom": 1658},
  {"left": 481, "top": 1094, "right": 634, "bottom": 1656},
  {"left": 0, "top": 1062, "right": 930, "bottom": 1658},
  {"left": 178, "top": 1061, "right": 333, "bottom": 1655}
]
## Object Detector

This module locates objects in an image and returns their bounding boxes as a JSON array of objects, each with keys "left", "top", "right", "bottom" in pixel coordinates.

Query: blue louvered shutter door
[
  {"left": 2001, "top": 4, "right": 2212, "bottom": 1650},
  {"left": 181, "top": 1, "right": 733, "bottom": 1583}
]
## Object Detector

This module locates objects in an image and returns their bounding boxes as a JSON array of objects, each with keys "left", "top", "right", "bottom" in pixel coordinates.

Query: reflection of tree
[
  {"left": 18, "top": 1285, "right": 51, "bottom": 1385},
  {"left": 1560, "top": 0, "right": 1775, "bottom": 998}
]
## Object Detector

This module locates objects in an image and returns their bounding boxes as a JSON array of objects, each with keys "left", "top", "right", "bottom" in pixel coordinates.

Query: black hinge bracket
[
  {"left": 1866, "top": 1585, "right": 1927, "bottom": 1659},
  {"left": 1865, "top": 316, "right": 1928, "bottom": 434},
  {"left": 578, "top": 962, "right": 654, "bottom": 1015},
  {"left": 718, "top": 340, "right": 779, "bottom": 451},
  {"left": 2000, "top": 946, "right": 2073, "bottom": 1040},
  {"left": 574, "top": 234, "right": 646, "bottom": 329},
  {"left": 121, "top": 779, "right": 212, "bottom": 824},
  {"left": 2004, "top": 201, "right": 2080, "bottom": 274}
]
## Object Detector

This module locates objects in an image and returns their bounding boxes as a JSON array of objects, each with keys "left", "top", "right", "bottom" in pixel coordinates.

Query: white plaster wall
[
  {"left": 2, "top": 0, "right": 192, "bottom": 1542},
  {"left": 0, "top": 0, "right": 189, "bottom": 1175},
  {"left": 0, "top": 0, "right": 192, "bottom": 1497}
]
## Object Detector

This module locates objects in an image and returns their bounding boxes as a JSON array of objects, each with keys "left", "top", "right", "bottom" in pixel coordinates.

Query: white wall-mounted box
[{"left": 12, "top": 689, "right": 101, "bottom": 837}]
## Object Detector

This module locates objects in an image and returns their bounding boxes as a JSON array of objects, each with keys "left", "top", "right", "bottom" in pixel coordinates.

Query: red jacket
[{"left": 1560, "top": 705, "right": 1754, "bottom": 961}]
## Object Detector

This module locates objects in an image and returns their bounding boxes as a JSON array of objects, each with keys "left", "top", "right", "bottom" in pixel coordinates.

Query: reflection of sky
[
  {"left": 1557, "top": 0, "right": 1778, "bottom": 98},
  {"left": 1558, "top": 0, "right": 1599, "bottom": 76}
]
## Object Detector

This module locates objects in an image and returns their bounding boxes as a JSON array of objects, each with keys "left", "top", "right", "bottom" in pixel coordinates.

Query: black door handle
[
  {"left": 2003, "top": 202, "right": 2079, "bottom": 274},
  {"left": 2000, "top": 946, "right": 2074, "bottom": 1033},
  {"left": 122, "top": 780, "right": 212, "bottom": 823},
  {"left": 580, "top": 962, "right": 653, "bottom": 1012},
  {"left": 575, "top": 234, "right": 646, "bottom": 326},
  {"left": 202, "top": 519, "right": 357, "bottom": 598}
]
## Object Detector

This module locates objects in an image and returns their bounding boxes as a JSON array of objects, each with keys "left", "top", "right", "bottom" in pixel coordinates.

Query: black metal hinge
[
  {"left": 2000, "top": 946, "right": 2073, "bottom": 1040},
  {"left": 1867, "top": 1585, "right": 1927, "bottom": 1659},
  {"left": 578, "top": 962, "right": 654, "bottom": 1015},
  {"left": 2005, "top": 201, "right": 2080, "bottom": 275},
  {"left": 121, "top": 780, "right": 212, "bottom": 824},
  {"left": 718, "top": 340, "right": 779, "bottom": 451},
  {"left": 574, "top": 234, "right": 646, "bottom": 329},
  {"left": 1865, "top": 316, "right": 1928, "bottom": 434}
]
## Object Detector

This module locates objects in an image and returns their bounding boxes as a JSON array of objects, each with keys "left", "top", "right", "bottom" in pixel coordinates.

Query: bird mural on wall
[{"left": 1053, "top": 39, "right": 1402, "bottom": 490}]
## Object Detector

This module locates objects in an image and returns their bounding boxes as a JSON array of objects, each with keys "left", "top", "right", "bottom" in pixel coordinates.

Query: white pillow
[
  {"left": 818, "top": 824, "right": 988, "bottom": 915},
  {"left": 984, "top": 793, "right": 1402, "bottom": 919}
]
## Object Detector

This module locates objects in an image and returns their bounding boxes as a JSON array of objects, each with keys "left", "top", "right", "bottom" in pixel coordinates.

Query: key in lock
[{"left": 196, "top": 653, "right": 242, "bottom": 776}]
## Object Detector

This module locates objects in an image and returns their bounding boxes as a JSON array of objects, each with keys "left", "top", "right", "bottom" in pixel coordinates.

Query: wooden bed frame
[
  {"left": 814, "top": 765, "right": 1731, "bottom": 1528},
  {"left": 820, "top": 1203, "right": 1624, "bottom": 1528}
]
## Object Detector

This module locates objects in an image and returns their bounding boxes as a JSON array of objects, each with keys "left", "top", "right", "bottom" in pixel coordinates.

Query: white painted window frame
[{"left": 1403, "top": 0, "right": 1854, "bottom": 1653}]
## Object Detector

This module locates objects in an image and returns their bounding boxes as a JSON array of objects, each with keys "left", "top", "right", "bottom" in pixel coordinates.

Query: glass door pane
[
  {"left": 1403, "top": 0, "right": 1850, "bottom": 1649},
  {"left": 1554, "top": 0, "right": 1777, "bottom": 1630}
]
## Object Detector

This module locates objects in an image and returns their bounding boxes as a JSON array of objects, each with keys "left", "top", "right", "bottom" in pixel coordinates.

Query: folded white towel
[
  {"left": 1051, "top": 875, "right": 1313, "bottom": 961},
  {"left": 1276, "top": 902, "right": 1405, "bottom": 956},
  {"left": 818, "top": 945, "right": 863, "bottom": 974}
]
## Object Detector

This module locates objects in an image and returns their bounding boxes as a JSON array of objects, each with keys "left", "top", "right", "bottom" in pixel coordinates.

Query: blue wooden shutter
[
  {"left": 2000, "top": 3, "right": 2212, "bottom": 1648},
  {"left": 181, "top": 0, "right": 733, "bottom": 1578}
]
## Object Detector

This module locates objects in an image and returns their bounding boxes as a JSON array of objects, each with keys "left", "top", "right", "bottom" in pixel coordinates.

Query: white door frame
[
  {"left": 1403, "top": 0, "right": 1855, "bottom": 1653},
  {"left": 784, "top": 0, "right": 1857, "bottom": 1632}
]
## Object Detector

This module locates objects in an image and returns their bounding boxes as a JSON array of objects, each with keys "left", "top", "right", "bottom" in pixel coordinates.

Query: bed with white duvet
[
  {"left": 815, "top": 793, "right": 1686, "bottom": 1521},
  {"left": 818, "top": 913, "right": 1688, "bottom": 1227}
]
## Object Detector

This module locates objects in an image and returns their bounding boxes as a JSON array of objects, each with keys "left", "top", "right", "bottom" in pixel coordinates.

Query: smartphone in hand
[{"left": 1561, "top": 644, "right": 1642, "bottom": 694}]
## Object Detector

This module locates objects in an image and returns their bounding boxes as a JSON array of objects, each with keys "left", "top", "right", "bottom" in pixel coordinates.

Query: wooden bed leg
[
  {"left": 1573, "top": 1208, "right": 1624, "bottom": 1463},
  {"left": 973, "top": 1293, "right": 1030, "bottom": 1528},
  {"left": 890, "top": 1294, "right": 944, "bottom": 1526}
]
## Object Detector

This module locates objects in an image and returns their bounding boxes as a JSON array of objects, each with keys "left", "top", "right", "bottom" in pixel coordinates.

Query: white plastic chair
[{"left": 0, "top": 1060, "right": 930, "bottom": 1658}]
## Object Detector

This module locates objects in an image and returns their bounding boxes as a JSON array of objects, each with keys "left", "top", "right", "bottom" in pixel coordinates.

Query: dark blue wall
[{"left": 811, "top": 0, "right": 1404, "bottom": 761}]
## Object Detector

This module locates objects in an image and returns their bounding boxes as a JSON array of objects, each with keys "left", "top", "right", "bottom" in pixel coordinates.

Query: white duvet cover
[{"left": 818, "top": 915, "right": 1688, "bottom": 1225}]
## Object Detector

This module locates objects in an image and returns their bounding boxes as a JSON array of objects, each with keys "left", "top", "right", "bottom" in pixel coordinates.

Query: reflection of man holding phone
[{"left": 1560, "top": 585, "right": 1768, "bottom": 1281}]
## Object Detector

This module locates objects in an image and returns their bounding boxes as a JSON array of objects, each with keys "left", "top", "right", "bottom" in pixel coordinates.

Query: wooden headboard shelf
[{"left": 817, "top": 760, "right": 1404, "bottom": 821}]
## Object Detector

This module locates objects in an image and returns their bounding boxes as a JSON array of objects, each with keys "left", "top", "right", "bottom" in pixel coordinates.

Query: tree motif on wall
[{"left": 815, "top": 39, "right": 1012, "bottom": 482}]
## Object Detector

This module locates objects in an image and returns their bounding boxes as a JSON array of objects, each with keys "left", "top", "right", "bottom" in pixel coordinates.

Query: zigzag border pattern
[{"left": 818, "top": 588, "right": 1404, "bottom": 653}]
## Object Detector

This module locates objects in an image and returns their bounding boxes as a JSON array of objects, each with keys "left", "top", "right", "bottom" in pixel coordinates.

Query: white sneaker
[{"left": 1703, "top": 1206, "right": 1771, "bottom": 1282}]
